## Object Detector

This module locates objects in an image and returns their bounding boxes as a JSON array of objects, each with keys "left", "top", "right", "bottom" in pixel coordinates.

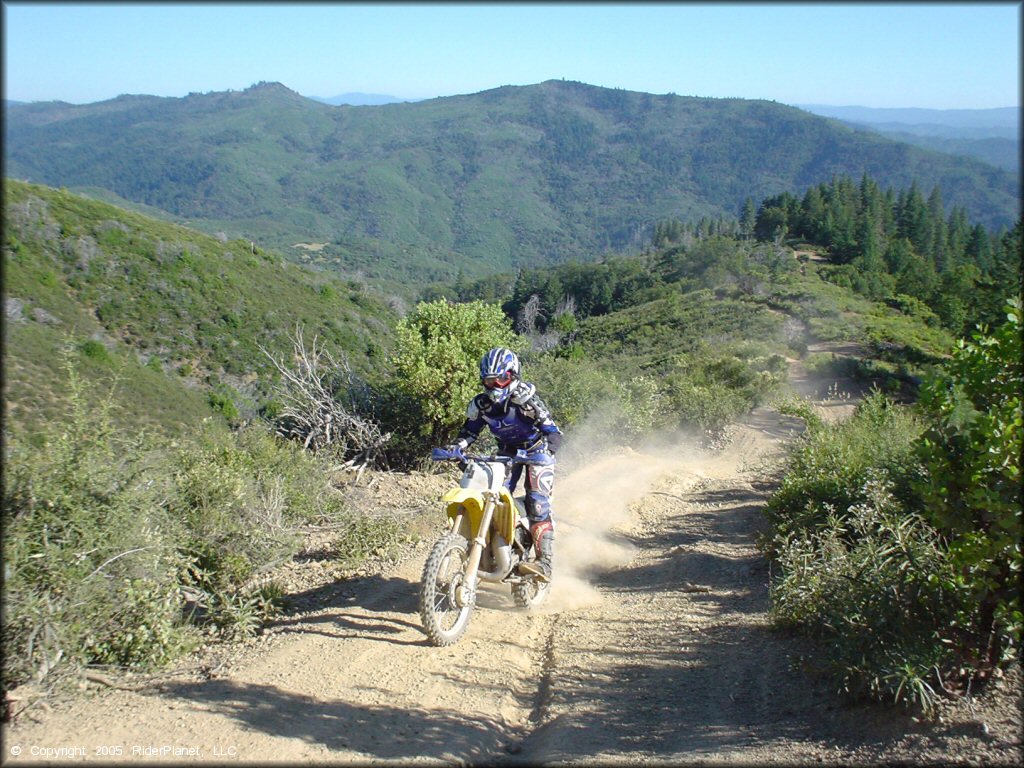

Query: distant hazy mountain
[
  {"left": 795, "top": 104, "right": 1019, "bottom": 139},
  {"left": 870, "top": 132, "right": 1018, "bottom": 174},
  {"left": 309, "top": 92, "right": 414, "bottom": 106},
  {"left": 6, "top": 81, "right": 1019, "bottom": 286},
  {"left": 795, "top": 104, "right": 1020, "bottom": 174}
]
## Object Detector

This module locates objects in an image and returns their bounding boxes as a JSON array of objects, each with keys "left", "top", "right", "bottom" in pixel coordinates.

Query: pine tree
[
  {"left": 899, "top": 182, "right": 930, "bottom": 257},
  {"left": 739, "top": 198, "right": 756, "bottom": 239},
  {"left": 946, "top": 206, "right": 972, "bottom": 269},
  {"left": 966, "top": 224, "right": 994, "bottom": 273},
  {"left": 799, "top": 185, "right": 827, "bottom": 241},
  {"left": 927, "top": 187, "right": 948, "bottom": 271}
]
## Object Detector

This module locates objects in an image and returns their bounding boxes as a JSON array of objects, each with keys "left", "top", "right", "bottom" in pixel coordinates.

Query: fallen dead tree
[{"left": 260, "top": 325, "right": 391, "bottom": 475}]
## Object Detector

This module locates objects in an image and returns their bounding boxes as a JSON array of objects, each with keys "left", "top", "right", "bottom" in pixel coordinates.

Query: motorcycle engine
[{"left": 514, "top": 524, "right": 533, "bottom": 554}]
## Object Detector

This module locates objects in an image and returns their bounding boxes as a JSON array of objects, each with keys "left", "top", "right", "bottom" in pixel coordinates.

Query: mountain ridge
[
  {"left": 793, "top": 103, "right": 1020, "bottom": 175},
  {"left": 5, "top": 80, "right": 1019, "bottom": 286},
  {"left": 794, "top": 104, "right": 1019, "bottom": 132}
]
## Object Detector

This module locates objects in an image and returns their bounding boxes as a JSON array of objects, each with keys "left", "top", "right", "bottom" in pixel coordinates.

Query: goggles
[{"left": 482, "top": 371, "right": 515, "bottom": 389}]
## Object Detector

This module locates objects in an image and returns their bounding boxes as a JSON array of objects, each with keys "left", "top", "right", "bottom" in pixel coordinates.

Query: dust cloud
[{"left": 542, "top": 408, "right": 708, "bottom": 613}]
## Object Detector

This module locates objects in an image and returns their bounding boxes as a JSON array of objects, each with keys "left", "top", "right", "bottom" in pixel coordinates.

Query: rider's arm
[
  {"left": 454, "top": 395, "right": 487, "bottom": 449},
  {"left": 540, "top": 422, "right": 563, "bottom": 454},
  {"left": 513, "top": 385, "right": 563, "bottom": 454}
]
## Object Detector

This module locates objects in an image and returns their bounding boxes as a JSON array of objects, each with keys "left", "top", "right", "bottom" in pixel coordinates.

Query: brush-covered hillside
[
  {"left": 5, "top": 80, "right": 1020, "bottom": 288},
  {"left": 2, "top": 180, "right": 398, "bottom": 440}
]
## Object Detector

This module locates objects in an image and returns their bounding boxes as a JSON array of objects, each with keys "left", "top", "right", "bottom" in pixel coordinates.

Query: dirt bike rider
[{"left": 442, "top": 347, "right": 563, "bottom": 583}]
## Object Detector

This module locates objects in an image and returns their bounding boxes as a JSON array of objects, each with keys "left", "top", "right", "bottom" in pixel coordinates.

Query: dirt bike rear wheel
[
  {"left": 419, "top": 533, "right": 473, "bottom": 646},
  {"left": 512, "top": 574, "right": 551, "bottom": 610}
]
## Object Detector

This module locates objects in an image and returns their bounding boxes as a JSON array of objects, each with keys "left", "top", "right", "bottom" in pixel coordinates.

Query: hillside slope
[
  {"left": 2, "top": 180, "right": 398, "bottom": 438},
  {"left": 6, "top": 81, "right": 1019, "bottom": 285}
]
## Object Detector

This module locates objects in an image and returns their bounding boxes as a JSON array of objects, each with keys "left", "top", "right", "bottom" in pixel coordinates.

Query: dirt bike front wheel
[
  {"left": 419, "top": 533, "right": 473, "bottom": 646},
  {"left": 512, "top": 574, "right": 551, "bottom": 610}
]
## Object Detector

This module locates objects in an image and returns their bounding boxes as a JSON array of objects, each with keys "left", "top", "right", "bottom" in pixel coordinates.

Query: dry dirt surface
[{"left": 3, "top": 406, "right": 1021, "bottom": 766}]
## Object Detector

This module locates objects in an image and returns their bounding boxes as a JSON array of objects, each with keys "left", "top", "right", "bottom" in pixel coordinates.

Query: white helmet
[{"left": 479, "top": 347, "right": 520, "bottom": 403}]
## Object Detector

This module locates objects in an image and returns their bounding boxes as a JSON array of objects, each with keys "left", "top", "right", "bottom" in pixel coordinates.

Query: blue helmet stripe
[{"left": 480, "top": 347, "right": 518, "bottom": 378}]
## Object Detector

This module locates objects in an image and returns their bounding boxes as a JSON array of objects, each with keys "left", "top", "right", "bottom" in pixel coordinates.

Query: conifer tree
[
  {"left": 927, "top": 187, "right": 948, "bottom": 271},
  {"left": 739, "top": 198, "right": 757, "bottom": 239}
]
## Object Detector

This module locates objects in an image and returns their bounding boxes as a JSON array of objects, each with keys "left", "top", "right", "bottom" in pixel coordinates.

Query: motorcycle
[{"left": 419, "top": 447, "right": 552, "bottom": 646}]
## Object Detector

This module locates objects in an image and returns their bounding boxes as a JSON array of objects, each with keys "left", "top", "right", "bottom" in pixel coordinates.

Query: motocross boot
[{"left": 518, "top": 520, "right": 554, "bottom": 583}]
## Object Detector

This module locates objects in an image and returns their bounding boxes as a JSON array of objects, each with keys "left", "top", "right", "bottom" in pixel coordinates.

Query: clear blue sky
[{"left": 3, "top": 2, "right": 1020, "bottom": 109}]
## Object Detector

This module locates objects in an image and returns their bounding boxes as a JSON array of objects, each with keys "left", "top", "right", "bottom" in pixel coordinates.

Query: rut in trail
[{"left": 3, "top": 408, "right": 1020, "bottom": 765}]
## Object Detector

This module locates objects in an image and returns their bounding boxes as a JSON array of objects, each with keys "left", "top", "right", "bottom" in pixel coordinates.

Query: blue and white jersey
[{"left": 457, "top": 381, "right": 563, "bottom": 453}]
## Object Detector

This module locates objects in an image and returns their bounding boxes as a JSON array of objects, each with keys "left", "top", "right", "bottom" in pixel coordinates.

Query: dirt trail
[{"left": 3, "top": 406, "right": 1020, "bottom": 765}]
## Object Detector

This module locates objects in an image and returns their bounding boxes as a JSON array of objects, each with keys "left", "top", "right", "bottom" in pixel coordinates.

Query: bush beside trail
[
  {"left": 1, "top": 353, "right": 363, "bottom": 690},
  {"left": 762, "top": 300, "right": 1022, "bottom": 716}
]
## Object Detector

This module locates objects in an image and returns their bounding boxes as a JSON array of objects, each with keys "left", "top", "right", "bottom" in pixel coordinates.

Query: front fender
[{"left": 442, "top": 487, "right": 485, "bottom": 516}]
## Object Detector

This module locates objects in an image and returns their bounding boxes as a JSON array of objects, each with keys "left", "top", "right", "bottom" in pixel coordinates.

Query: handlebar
[{"left": 430, "top": 447, "right": 554, "bottom": 466}]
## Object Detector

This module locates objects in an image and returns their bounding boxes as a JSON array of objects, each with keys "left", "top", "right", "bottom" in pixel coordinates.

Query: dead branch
[{"left": 259, "top": 325, "right": 391, "bottom": 466}]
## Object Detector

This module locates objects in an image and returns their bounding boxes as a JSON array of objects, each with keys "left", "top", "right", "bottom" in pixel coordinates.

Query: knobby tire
[{"left": 419, "top": 533, "right": 472, "bottom": 646}]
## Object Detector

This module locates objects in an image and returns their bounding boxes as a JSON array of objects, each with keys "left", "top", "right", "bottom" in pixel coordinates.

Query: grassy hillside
[
  {"left": 6, "top": 81, "right": 1019, "bottom": 289},
  {"left": 3, "top": 180, "right": 398, "bottom": 440},
  {"left": 568, "top": 252, "right": 951, "bottom": 374}
]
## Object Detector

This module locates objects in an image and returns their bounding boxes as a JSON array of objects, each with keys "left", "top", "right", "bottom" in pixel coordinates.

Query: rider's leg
[
  {"left": 518, "top": 464, "right": 555, "bottom": 582},
  {"left": 505, "top": 457, "right": 523, "bottom": 493}
]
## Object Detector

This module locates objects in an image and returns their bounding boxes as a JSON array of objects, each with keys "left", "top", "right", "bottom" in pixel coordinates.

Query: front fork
[{"left": 453, "top": 491, "right": 498, "bottom": 608}]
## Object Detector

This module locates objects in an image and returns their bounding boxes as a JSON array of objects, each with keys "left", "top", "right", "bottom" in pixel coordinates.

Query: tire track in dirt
[{"left": 499, "top": 411, "right": 814, "bottom": 764}]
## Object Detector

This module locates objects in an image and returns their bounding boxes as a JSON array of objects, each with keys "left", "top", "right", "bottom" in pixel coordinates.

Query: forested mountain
[
  {"left": 308, "top": 92, "right": 414, "bottom": 106},
  {"left": 5, "top": 80, "right": 1019, "bottom": 288},
  {"left": 866, "top": 133, "right": 1017, "bottom": 174}
]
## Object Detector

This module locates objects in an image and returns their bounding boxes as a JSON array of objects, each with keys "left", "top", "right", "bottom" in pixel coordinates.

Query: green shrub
[
  {"left": 2, "top": 353, "right": 194, "bottom": 685},
  {"left": 528, "top": 356, "right": 621, "bottom": 430},
  {"left": 916, "top": 298, "right": 1023, "bottom": 670},
  {"left": 208, "top": 387, "right": 240, "bottom": 422},
  {"left": 79, "top": 338, "right": 111, "bottom": 362},
  {"left": 761, "top": 390, "right": 948, "bottom": 714},
  {"left": 332, "top": 512, "right": 417, "bottom": 569},
  {"left": 659, "top": 346, "right": 785, "bottom": 434},
  {"left": 773, "top": 393, "right": 826, "bottom": 431},
  {"left": 771, "top": 476, "right": 961, "bottom": 715},
  {"left": 765, "top": 305, "right": 1022, "bottom": 713},
  {"left": 530, "top": 341, "right": 784, "bottom": 444},
  {"left": 663, "top": 380, "right": 748, "bottom": 433},
  {"left": 763, "top": 391, "right": 926, "bottom": 549},
  {"left": 203, "top": 581, "right": 286, "bottom": 640},
  {"left": 613, "top": 375, "right": 663, "bottom": 437},
  {"left": 388, "top": 299, "right": 519, "bottom": 451},
  {"left": 1, "top": 353, "right": 362, "bottom": 686},
  {"left": 168, "top": 424, "right": 346, "bottom": 594}
]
